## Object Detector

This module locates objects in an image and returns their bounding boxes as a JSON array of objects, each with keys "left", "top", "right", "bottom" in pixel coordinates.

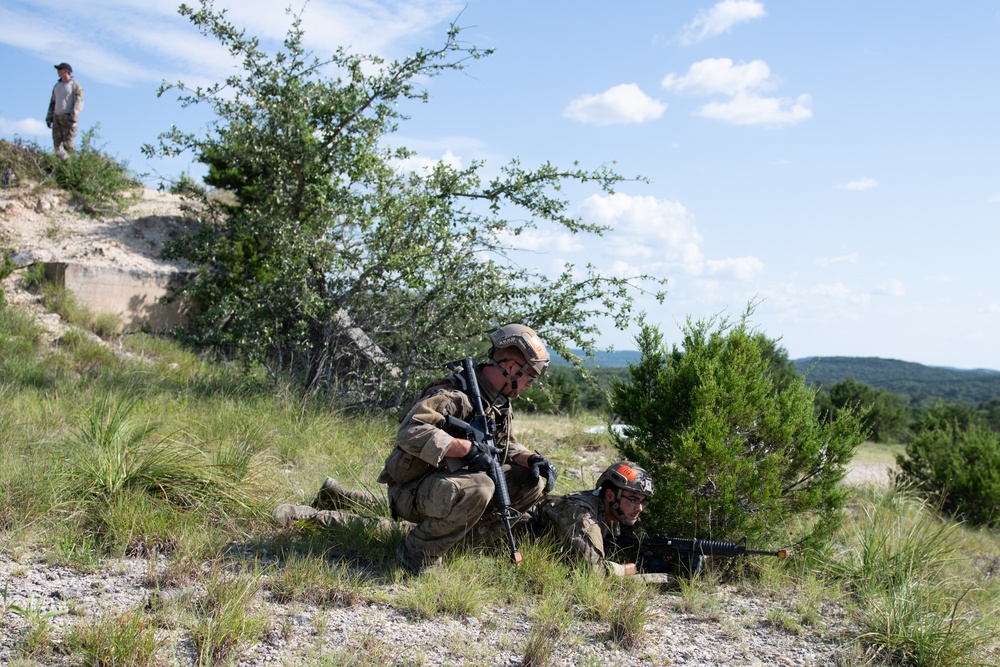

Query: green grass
[
  {"left": 67, "top": 607, "right": 161, "bottom": 667},
  {"left": 2, "top": 303, "right": 1000, "bottom": 665}
]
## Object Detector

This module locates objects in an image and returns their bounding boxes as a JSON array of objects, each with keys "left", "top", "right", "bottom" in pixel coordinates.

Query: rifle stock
[{"left": 443, "top": 357, "right": 522, "bottom": 565}]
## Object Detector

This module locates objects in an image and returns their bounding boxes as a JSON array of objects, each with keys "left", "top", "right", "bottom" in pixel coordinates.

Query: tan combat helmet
[
  {"left": 489, "top": 323, "right": 551, "bottom": 376},
  {"left": 596, "top": 462, "right": 654, "bottom": 497}
]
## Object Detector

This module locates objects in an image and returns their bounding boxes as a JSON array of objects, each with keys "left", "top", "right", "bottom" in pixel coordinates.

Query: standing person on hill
[
  {"left": 378, "top": 324, "right": 558, "bottom": 573},
  {"left": 45, "top": 63, "right": 84, "bottom": 158}
]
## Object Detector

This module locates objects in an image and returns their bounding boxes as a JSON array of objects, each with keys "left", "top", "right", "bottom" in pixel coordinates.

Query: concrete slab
[{"left": 43, "top": 262, "right": 192, "bottom": 332}]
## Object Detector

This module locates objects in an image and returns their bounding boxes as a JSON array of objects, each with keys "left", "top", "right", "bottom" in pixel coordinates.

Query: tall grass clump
[
  {"left": 190, "top": 569, "right": 265, "bottom": 666},
  {"left": 825, "top": 486, "right": 1000, "bottom": 665},
  {"left": 398, "top": 559, "right": 486, "bottom": 619},
  {"left": 67, "top": 608, "right": 160, "bottom": 667},
  {"left": 521, "top": 591, "right": 570, "bottom": 667},
  {"left": 0, "top": 305, "right": 53, "bottom": 389},
  {"left": 266, "top": 552, "right": 365, "bottom": 608},
  {"left": 62, "top": 394, "right": 270, "bottom": 554},
  {"left": 0, "top": 250, "right": 14, "bottom": 309},
  {"left": 38, "top": 280, "right": 121, "bottom": 338}
]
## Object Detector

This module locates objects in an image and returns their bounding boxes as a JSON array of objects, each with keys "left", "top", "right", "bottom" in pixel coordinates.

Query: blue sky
[{"left": 2, "top": 1, "right": 999, "bottom": 370}]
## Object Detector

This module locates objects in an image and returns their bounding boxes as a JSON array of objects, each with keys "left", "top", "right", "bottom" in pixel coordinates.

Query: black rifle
[
  {"left": 444, "top": 357, "right": 523, "bottom": 565},
  {"left": 613, "top": 534, "right": 791, "bottom": 577}
]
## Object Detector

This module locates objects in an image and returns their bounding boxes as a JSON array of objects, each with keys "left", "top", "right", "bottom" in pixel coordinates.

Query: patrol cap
[{"left": 55, "top": 63, "right": 73, "bottom": 73}]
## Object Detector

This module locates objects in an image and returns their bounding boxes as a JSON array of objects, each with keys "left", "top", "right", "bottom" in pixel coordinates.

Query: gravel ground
[{"left": 0, "top": 548, "right": 859, "bottom": 666}]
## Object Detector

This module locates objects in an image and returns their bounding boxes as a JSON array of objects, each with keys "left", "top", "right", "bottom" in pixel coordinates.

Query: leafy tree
[
  {"left": 520, "top": 367, "right": 582, "bottom": 415},
  {"left": 816, "top": 378, "right": 909, "bottom": 443},
  {"left": 975, "top": 398, "right": 1000, "bottom": 431},
  {"left": 896, "top": 403, "right": 1000, "bottom": 527},
  {"left": 609, "top": 312, "right": 867, "bottom": 548},
  {"left": 144, "top": 2, "right": 664, "bottom": 404}
]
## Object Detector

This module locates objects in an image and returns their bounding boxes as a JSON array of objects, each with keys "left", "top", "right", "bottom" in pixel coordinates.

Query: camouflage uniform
[
  {"left": 535, "top": 490, "right": 636, "bottom": 576},
  {"left": 46, "top": 77, "right": 84, "bottom": 157},
  {"left": 377, "top": 365, "right": 544, "bottom": 569}
]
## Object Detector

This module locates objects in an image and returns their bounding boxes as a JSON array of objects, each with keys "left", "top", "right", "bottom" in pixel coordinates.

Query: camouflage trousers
[
  {"left": 388, "top": 465, "right": 544, "bottom": 567},
  {"left": 51, "top": 115, "right": 77, "bottom": 157}
]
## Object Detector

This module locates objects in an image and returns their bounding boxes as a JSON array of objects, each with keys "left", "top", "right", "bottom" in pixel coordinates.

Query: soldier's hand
[
  {"left": 462, "top": 440, "right": 496, "bottom": 473},
  {"left": 46, "top": 120, "right": 52, "bottom": 129},
  {"left": 527, "top": 454, "right": 557, "bottom": 493}
]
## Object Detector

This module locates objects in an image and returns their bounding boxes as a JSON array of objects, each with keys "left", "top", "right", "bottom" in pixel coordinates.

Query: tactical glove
[
  {"left": 46, "top": 120, "right": 53, "bottom": 129},
  {"left": 462, "top": 440, "right": 496, "bottom": 473},
  {"left": 636, "top": 552, "right": 703, "bottom": 577},
  {"left": 527, "top": 454, "right": 558, "bottom": 494}
]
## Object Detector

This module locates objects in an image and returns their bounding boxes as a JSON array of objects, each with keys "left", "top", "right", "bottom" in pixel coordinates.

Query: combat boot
[
  {"left": 271, "top": 504, "right": 318, "bottom": 526},
  {"left": 312, "top": 477, "right": 383, "bottom": 513},
  {"left": 395, "top": 540, "right": 442, "bottom": 574}
]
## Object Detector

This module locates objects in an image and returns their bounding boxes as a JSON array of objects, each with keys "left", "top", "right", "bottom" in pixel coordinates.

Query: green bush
[
  {"left": 815, "top": 377, "right": 909, "bottom": 443},
  {"left": 521, "top": 366, "right": 583, "bottom": 415},
  {"left": 896, "top": 403, "right": 1000, "bottom": 527},
  {"left": 610, "top": 312, "right": 867, "bottom": 547},
  {"left": 0, "top": 137, "right": 51, "bottom": 185},
  {"left": 52, "top": 125, "right": 141, "bottom": 213},
  {"left": 0, "top": 250, "right": 14, "bottom": 309}
]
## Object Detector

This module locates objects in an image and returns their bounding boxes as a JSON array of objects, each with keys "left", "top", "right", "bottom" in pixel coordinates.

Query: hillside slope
[{"left": 793, "top": 356, "right": 1000, "bottom": 403}]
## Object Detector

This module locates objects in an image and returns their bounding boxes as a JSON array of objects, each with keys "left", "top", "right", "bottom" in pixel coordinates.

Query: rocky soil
[{"left": 0, "top": 548, "right": 858, "bottom": 666}]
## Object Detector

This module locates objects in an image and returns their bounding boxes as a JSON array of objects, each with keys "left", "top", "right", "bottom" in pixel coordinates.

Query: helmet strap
[{"left": 488, "top": 357, "right": 531, "bottom": 396}]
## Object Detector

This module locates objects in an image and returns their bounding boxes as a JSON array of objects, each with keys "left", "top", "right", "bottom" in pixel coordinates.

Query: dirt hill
[{"left": 0, "top": 184, "right": 194, "bottom": 341}]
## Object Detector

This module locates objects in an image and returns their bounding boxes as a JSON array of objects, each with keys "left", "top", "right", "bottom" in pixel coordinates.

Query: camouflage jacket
[
  {"left": 377, "top": 365, "right": 531, "bottom": 486},
  {"left": 535, "top": 490, "right": 640, "bottom": 576}
]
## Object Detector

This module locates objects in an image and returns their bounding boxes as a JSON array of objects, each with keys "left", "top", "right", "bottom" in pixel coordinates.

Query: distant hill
[
  {"left": 552, "top": 349, "right": 642, "bottom": 368},
  {"left": 557, "top": 351, "right": 1000, "bottom": 404},
  {"left": 792, "top": 356, "right": 1000, "bottom": 404}
]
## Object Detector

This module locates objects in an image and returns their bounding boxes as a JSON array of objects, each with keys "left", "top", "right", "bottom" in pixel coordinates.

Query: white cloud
[
  {"left": 0, "top": 0, "right": 464, "bottom": 88},
  {"left": 0, "top": 116, "right": 48, "bottom": 137},
  {"left": 662, "top": 58, "right": 811, "bottom": 127},
  {"left": 662, "top": 58, "right": 771, "bottom": 96},
  {"left": 787, "top": 282, "right": 871, "bottom": 314},
  {"left": 680, "top": 0, "right": 767, "bottom": 45},
  {"left": 815, "top": 252, "right": 859, "bottom": 267},
  {"left": 578, "top": 192, "right": 762, "bottom": 281},
  {"left": 391, "top": 149, "right": 463, "bottom": 173},
  {"left": 705, "top": 256, "right": 765, "bottom": 281},
  {"left": 563, "top": 84, "right": 667, "bottom": 126},
  {"left": 837, "top": 178, "right": 878, "bottom": 190},
  {"left": 875, "top": 279, "right": 906, "bottom": 297},
  {"left": 497, "top": 229, "right": 584, "bottom": 254},
  {"left": 697, "top": 92, "right": 812, "bottom": 126}
]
